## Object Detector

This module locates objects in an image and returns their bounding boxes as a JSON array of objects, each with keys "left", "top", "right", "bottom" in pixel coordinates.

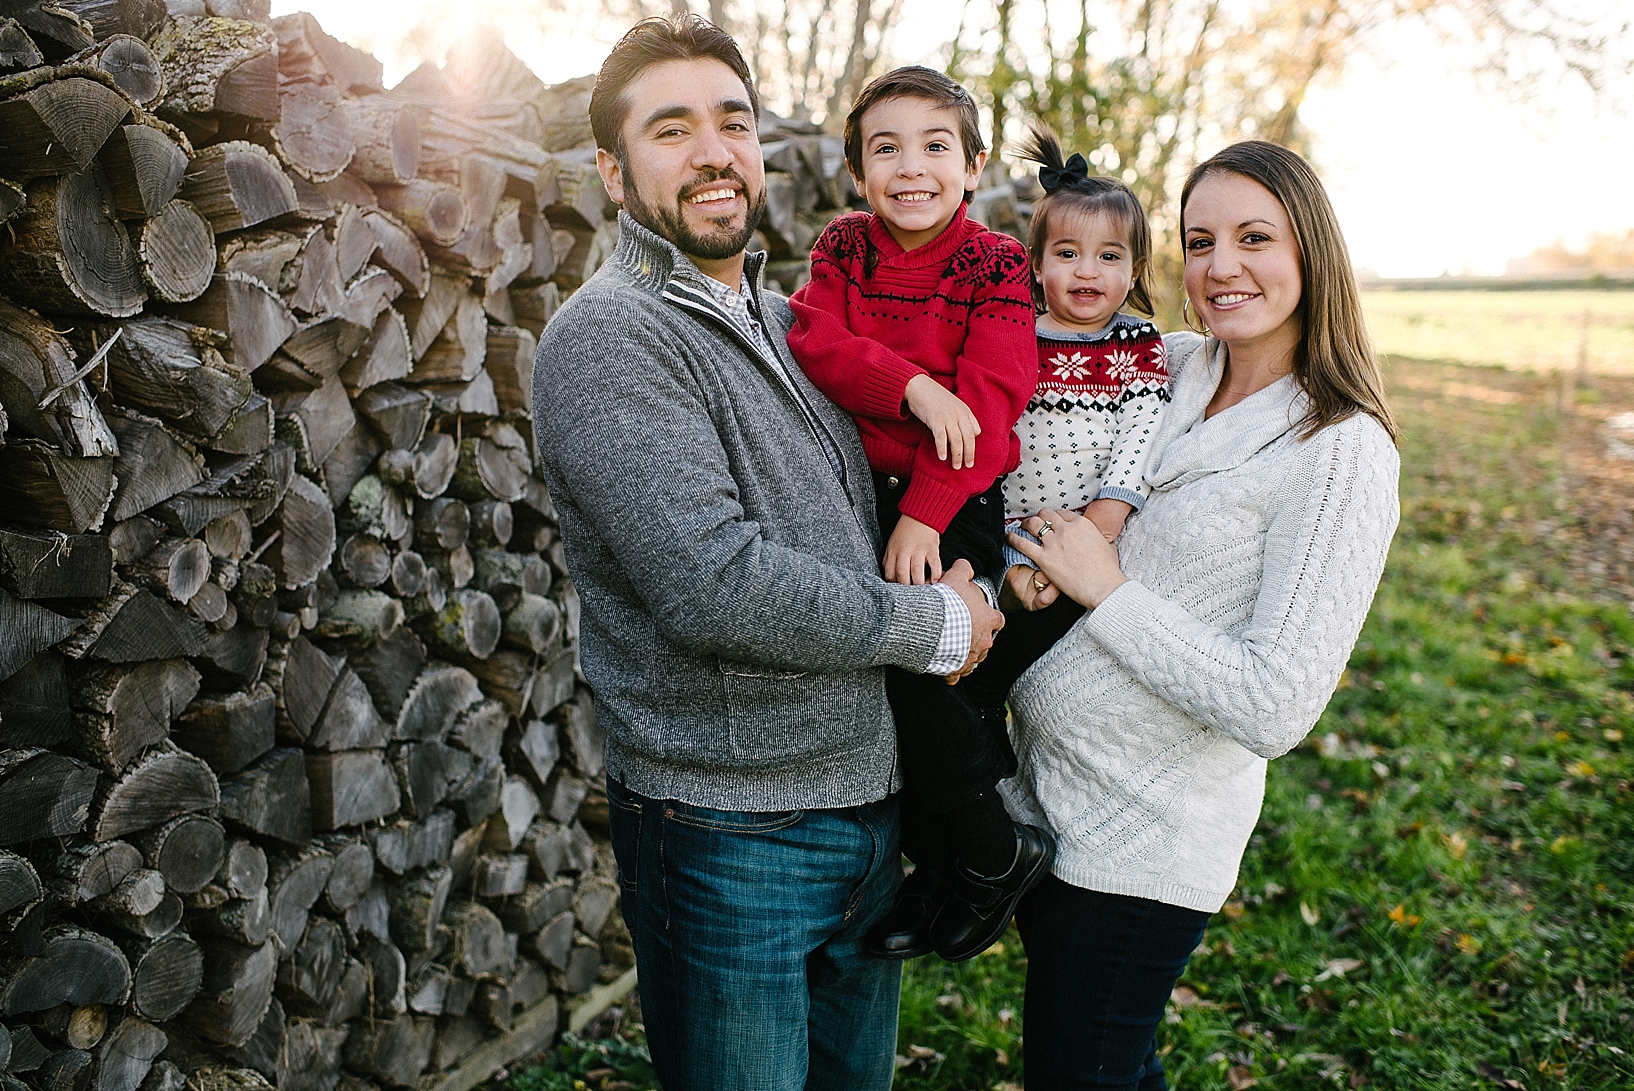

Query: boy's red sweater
[{"left": 787, "top": 205, "right": 1036, "bottom": 533}]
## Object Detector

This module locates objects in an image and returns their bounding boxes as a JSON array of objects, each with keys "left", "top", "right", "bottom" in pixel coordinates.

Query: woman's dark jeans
[{"left": 1015, "top": 876, "right": 1211, "bottom": 1089}]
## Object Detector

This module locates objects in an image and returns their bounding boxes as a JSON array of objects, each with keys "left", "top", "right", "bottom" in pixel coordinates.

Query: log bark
[
  {"left": 126, "top": 536, "right": 210, "bottom": 602},
  {"left": 373, "top": 180, "right": 465, "bottom": 249},
  {"left": 136, "top": 199, "right": 215, "bottom": 304},
  {"left": 338, "top": 99, "right": 417, "bottom": 186},
  {"left": 216, "top": 746, "right": 312, "bottom": 844},
  {"left": 0, "top": 748, "right": 98, "bottom": 845},
  {"left": 468, "top": 854, "right": 526, "bottom": 898},
  {"left": 267, "top": 475, "right": 336, "bottom": 589},
  {"left": 386, "top": 865, "right": 449, "bottom": 952},
  {"left": 117, "top": 932, "right": 202, "bottom": 1022},
  {"left": 265, "top": 83, "right": 353, "bottom": 183},
  {"left": 151, "top": 16, "right": 277, "bottom": 122},
  {"left": 362, "top": 209, "right": 429, "bottom": 297},
  {"left": 447, "top": 422, "right": 530, "bottom": 504},
  {"left": 99, "top": 317, "right": 252, "bottom": 441},
  {"left": 304, "top": 750, "right": 399, "bottom": 830},
  {"left": 98, "top": 123, "right": 186, "bottom": 219},
  {"left": 0, "top": 304, "right": 121, "bottom": 462},
  {"left": 58, "top": 581, "right": 208, "bottom": 663},
  {"left": 0, "top": 76, "right": 130, "bottom": 181},
  {"left": 428, "top": 589, "right": 500, "bottom": 660},
  {"left": 69, "top": 658, "right": 202, "bottom": 772},
  {"left": 183, "top": 936, "right": 274, "bottom": 1046},
  {"left": 0, "top": 170, "right": 147, "bottom": 318},
  {"left": 178, "top": 142, "right": 297, "bottom": 232},
  {"left": 89, "top": 742, "right": 218, "bottom": 842},
  {"left": 265, "top": 848, "right": 332, "bottom": 950},
  {"left": 135, "top": 814, "right": 224, "bottom": 894},
  {"left": 164, "top": 272, "right": 296, "bottom": 373},
  {"left": 0, "top": 527, "right": 112, "bottom": 601},
  {"left": 270, "top": 13, "right": 382, "bottom": 94},
  {"left": 0, "top": 927, "right": 131, "bottom": 1015},
  {"left": 377, "top": 432, "right": 456, "bottom": 500}
]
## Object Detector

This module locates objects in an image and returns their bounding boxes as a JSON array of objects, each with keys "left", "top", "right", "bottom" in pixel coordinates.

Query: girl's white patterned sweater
[
  {"left": 1002, "top": 331, "right": 1400, "bottom": 913},
  {"left": 1002, "top": 312, "right": 1170, "bottom": 522}
]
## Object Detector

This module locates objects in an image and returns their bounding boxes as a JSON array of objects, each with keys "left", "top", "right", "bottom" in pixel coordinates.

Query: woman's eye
[
  {"left": 1242, "top": 232, "right": 1270, "bottom": 245},
  {"left": 1186, "top": 237, "right": 1212, "bottom": 252}
]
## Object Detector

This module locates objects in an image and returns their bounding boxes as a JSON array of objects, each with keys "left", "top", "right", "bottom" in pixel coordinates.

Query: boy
[{"left": 787, "top": 66, "right": 1052, "bottom": 963}]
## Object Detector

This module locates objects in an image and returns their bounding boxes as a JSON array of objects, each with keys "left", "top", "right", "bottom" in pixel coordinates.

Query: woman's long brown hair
[{"left": 1182, "top": 140, "right": 1397, "bottom": 443}]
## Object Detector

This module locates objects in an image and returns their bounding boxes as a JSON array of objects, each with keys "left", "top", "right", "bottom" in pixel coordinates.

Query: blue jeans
[
  {"left": 1014, "top": 875, "right": 1211, "bottom": 1089},
  {"left": 606, "top": 777, "right": 903, "bottom": 1091}
]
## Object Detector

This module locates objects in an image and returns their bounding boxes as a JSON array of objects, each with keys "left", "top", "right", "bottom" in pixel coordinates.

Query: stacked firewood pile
[{"left": 0, "top": 4, "right": 886, "bottom": 1091}]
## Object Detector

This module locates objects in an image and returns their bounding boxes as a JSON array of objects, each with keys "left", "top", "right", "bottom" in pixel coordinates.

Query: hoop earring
[{"left": 1182, "top": 297, "right": 1210, "bottom": 336}]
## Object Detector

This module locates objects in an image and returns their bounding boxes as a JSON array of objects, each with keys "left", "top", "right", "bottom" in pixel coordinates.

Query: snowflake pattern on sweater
[{"left": 1003, "top": 315, "right": 1171, "bottom": 521}]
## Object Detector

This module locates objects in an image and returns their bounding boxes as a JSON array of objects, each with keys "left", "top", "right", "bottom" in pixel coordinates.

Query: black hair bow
[{"left": 1038, "top": 152, "right": 1090, "bottom": 193}]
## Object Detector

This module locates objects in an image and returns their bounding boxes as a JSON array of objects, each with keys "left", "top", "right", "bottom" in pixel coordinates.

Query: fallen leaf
[
  {"left": 1387, "top": 904, "right": 1421, "bottom": 928},
  {"left": 1456, "top": 934, "right": 1483, "bottom": 956},
  {"left": 1300, "top": 901, "right": 1321, "bottom": 926},
  {"left": 1227, "top": 1065, "right": 1259, "bottom": 1089},
  {"left": 1445, "top": 830, "right": 1469, "bottom": 858},
  {"left": 1315, "top": 957, "right": 1365, "bottom": 982}
]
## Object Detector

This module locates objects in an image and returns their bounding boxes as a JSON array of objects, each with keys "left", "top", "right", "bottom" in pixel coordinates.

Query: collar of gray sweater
[{"left": 609, "top": 209, "right": 769, "bottom": 299}]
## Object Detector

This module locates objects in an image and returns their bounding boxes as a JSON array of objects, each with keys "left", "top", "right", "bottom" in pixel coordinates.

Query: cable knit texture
[{"left": 1001, "top": 331, "right": 1400, "bottom": 913}]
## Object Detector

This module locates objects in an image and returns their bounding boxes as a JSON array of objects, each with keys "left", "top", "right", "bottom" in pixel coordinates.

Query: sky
[{"left": 270, "top": 0, "right": 1632, "bottom": 279}]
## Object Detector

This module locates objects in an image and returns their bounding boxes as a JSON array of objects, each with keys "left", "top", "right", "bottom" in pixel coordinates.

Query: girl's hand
[
  {"left": 884, "top": 515, "right": 943, "bottom": 585},
  {"left": 1082, "top": 498, "right": 1134, "bottom": 542},
  {"left": 904, "top": 374, "right": 981, "bottom": 470},
  {"left": 1001, "top": 563, "right": 1059, "bottom": 611},
  {"left": 1008, "top": 507, "right": 1127, "bottom": 608}
]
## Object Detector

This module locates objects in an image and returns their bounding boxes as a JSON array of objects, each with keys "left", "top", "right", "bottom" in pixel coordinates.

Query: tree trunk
[
  {"left": 0, "top": 170, "right": 147, "bottom": 318},
  {"left": 151, "top": 15, "right": 278, "bottom": 122}
]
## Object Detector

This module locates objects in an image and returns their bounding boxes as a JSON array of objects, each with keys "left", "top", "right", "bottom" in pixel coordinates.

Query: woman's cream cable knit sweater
[{"left": 1001, "top": 331, "right": 1400, "bottom": 913}]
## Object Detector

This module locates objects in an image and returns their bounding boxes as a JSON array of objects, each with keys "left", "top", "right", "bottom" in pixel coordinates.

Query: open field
[
  {"left": 1361, "top": 289, "right": 1634, "bottom": 375},
  {"left": 507, "top": 355, "right": 1634, "bottom": 1091}
]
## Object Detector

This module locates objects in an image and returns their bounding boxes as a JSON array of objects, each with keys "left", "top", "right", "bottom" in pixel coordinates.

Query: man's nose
[{"left": 691, "top": 127, "right": 734, "bottom": 170}]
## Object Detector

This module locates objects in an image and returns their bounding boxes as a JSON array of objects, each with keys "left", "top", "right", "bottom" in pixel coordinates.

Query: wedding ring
[
  {"left": 1038, "top": 520, "right": 1054, "bottom": 538},
  {"left": 1033, "top": 576, "right": 1048, "bottom": 593}
]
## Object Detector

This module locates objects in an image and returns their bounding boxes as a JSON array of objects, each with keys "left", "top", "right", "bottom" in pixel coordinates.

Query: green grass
[
  {"left": 1360, "top": 289, "right": 1634, "bottom": 376},
  {"left": 511, "top": 358, "right": 1634, "bottom": 1090}
]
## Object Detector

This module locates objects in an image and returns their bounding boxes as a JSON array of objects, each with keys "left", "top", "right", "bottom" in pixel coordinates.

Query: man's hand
[
  {"left": 1000, "top": 563, "right": 1059, "bottom": 612},
  {"left": 939, "top": 558, "right": 1004, "bottom": 683},
  {"left": 1083, "top": 498, "right": 1134, "bottom": 542},
  {"left": 904, "top": 373, "right": 981, "bottom": 470},
  {"left": 884, "top": 515, "right": 943, "bottom": 585}
]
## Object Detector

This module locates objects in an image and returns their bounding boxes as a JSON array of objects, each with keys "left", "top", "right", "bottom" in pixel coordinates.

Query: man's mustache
[{"left": 677, "top": 170, "right": 751, "bottom": 204}]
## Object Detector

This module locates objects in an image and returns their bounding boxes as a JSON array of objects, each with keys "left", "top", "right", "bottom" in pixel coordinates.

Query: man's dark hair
[
  {"left": 843, "top": 66, "right": 985, "bottom": 181},
  {"left": 589, "top": 15, "right": 760, "bottom": 160}
]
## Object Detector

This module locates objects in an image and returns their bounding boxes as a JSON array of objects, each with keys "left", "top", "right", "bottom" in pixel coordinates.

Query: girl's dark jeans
[{"left": 1015, "top": 875, "right": 1211, "bottom": 1089}]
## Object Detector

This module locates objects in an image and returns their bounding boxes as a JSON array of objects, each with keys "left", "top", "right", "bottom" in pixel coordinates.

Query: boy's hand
[
  {"left": 884, "top": 515, "right": 942, "bottom": 585},
  {"left": 1083, "top": 498, "right": 1134, "bottom": 542},
  {"left": 904, "top": 374, "right": 981, "bottom": 470},
  {"left": 1002, "top": 563, "right": 1059, "bottom": 611}
]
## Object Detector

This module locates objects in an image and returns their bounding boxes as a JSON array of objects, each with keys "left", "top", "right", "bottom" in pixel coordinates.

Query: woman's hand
[
  {"left": 1008, "top": 507, "right": 1128, "bottom": 609},
  {"left": 904, "top": 374, "right": 981, "bottom": 470},
  {"left": 1000, "top": 563, "right": 1059, "bottom": 612},
  {"left": 884, "top": 514, "right": 943, "bottom": 584}
]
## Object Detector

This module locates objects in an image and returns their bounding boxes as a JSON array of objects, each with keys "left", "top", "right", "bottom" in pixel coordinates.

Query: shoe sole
[{"left": 935, "top": 839, "right": 1055, "bottom": 963}]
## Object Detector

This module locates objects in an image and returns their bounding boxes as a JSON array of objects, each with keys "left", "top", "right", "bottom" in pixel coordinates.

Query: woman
[{"left": 1002, "top": 140, "right": 1401, "bottom": 1089}]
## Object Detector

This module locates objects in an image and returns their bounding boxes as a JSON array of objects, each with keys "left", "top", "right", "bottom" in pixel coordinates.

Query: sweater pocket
[{"left": 719, "top": 660, "right": 873, "bottom": 769}]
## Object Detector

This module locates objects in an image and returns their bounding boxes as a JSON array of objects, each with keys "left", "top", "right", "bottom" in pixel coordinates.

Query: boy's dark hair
[
  {"left": 589, "top": 15, "right": 759, "bottom": 161},
  {"left": 843, "top": 66, "right": 985, "bottom": 182},
  {"left": 1017, "top": 125, "right": 1154, "bottom": 315}
]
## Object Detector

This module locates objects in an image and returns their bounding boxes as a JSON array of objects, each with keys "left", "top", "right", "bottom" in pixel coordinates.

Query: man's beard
[{"left": 622, "top": 164, "right": 767, "bottom": 261}]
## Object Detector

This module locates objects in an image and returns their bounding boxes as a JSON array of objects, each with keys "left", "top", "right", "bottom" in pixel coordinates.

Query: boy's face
[{"left": 849, "top": 96, "right": 986, "bottom": 251}]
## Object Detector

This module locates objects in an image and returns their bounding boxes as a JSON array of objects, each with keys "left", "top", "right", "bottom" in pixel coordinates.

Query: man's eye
[{"left": 658, "top": 127, "right": 684, "bottom": 139}]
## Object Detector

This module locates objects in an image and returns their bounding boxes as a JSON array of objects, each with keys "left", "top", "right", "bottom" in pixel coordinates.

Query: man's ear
[
  {"left": 965, "top": 149, "right": 989, "bottom": 194},
  {"left": 597, "top": 147, "right": 626, "bottom": 205}
]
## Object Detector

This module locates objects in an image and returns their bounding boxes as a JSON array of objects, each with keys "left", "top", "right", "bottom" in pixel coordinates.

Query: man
[{"left": 530, "top": 14, "right": 1004, "bottom": 1091}]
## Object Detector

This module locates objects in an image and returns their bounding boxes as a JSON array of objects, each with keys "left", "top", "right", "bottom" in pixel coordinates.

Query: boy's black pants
[{"left": 875, "top": 473, "right": 1086, "bottom": 872}]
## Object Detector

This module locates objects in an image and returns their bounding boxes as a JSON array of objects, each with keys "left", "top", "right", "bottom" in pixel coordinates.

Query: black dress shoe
[
  {"left": 930, "top": 824, "right": 1055, "bottom": 963},
  {"left": 863, "top": 868, "right": 947, "bottom": 959}
]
